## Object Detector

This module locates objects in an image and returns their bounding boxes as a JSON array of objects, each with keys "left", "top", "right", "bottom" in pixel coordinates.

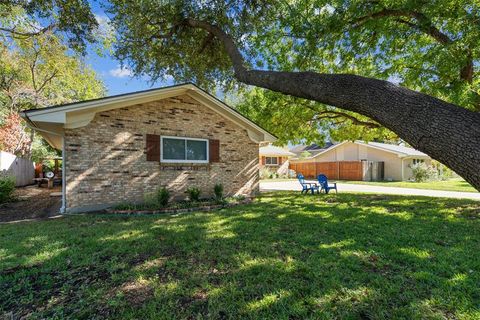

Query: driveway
[{"left": 260, "top": 180, "right": 480, "bottom": 200}]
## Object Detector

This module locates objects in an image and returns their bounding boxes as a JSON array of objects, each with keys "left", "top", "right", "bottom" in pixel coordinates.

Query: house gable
[{"left": 21, "top": 83, "right": 275, "bottom": 149}]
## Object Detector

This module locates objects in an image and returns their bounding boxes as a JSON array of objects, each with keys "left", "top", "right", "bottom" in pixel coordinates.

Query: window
[
  {"left": 412, "top": 159, "right": 424, "bottom": 165},
  {"left": 265, "top": 157, "right": 278, "bottom": 165},
  {"left": 161, "top": 136, "right": 208, "bottom": 163}
]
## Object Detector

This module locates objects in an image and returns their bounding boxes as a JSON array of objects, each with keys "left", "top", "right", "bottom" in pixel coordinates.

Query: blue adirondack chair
[
  {"left": 297, "top": 174, "right": 320, "bottom": 194},
  {"left": 317, "top": 174, "right": 338, "bottom": 194}
]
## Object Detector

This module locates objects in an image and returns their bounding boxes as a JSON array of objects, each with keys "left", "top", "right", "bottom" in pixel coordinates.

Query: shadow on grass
[{"left": 1, "top": 192, "right": 479, "bottom": 319}]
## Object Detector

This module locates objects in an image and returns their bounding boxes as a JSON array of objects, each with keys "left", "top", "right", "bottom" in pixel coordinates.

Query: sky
[
  {"left": 83, "top": 2, "right": 174, "bottom": 96},
  {"left": 85, "top": 50, "right": 172, "bottom": 96}
]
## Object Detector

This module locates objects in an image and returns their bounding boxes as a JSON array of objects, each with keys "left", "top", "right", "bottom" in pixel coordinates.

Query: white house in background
[
  {"left": 290, "top": 141, "right": 432, "bottom": 181},
  {"left": 259, "top": 145, "right": 296, "bottom": 175}
]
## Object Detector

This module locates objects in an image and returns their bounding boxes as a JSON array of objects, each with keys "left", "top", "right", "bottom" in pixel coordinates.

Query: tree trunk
[
  {"left": 183, "top": 19, "right": 480, "bottom": 190},
  {"left": 238, "top": 70, "right": 480, "bottom": 190},
  {"left": 27, "top": 129, "right": 35, "bottom": 159}
]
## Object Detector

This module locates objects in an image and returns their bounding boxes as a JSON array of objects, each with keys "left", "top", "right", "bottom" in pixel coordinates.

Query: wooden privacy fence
[
  {"left": 289, "top": 161, "right": 384, "bottom": 181},
  {"left": 0, "top": 151, "right": 35, "bottom": 186}
]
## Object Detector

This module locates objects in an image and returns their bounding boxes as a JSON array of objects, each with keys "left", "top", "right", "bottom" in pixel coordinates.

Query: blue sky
[
  {"left": 85, "top": 50, "right": 172, "bottom": 96},
  {"left": 84, "top": 2, "right": 173, "bottom": 96}
]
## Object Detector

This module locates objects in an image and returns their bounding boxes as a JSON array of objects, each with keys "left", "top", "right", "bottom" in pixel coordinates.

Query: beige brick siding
[{"left": 64, "top": 95, "right": 259, "bottom": 211}]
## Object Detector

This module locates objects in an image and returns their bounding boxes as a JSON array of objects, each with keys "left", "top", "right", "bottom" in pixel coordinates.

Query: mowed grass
[
  {"left": 338, "top": 178, "right": 477, "bottom": 193},
  {"left": 1, "top": 192, "right": 480, "bottom": 319}
]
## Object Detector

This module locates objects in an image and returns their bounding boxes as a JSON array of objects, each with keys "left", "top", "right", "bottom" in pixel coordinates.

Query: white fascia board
[
  {"left": 27, "top": 111, "right": 66, "bottom": 124},
  {"left": 22, "top": 83, "right": 276, "bottom": 143},
  {"left": 354, "top": 140, "right": 407, "bottom": 157},
  {"left": 24, "top": 85, "right": 192, "bottom": 118}
]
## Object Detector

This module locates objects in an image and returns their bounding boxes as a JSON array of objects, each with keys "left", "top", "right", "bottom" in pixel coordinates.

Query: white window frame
[
  {"left": 160, "top": 136, "right": 209, "bottom": 164},
  {"left": 265, "top": 156, "right": 279, "bottom": 166}
]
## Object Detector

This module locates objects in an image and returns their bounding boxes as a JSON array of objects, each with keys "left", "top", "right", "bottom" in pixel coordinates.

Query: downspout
[
  {"left": 401, "top": 157, "right": 405, "bottom": 181},
  {"left": 61, "top": 137, "right": 66, "bottom": 213}
]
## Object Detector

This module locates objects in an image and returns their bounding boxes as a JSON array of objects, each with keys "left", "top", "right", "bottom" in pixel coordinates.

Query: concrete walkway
[{"left": 260, "top": 180, "right": 480, "bottom": 200}]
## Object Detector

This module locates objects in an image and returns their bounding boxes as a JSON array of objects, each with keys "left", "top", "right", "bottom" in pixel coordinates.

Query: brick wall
[{"left": 64, "top": 95, "right": 259, "bottom": 211}]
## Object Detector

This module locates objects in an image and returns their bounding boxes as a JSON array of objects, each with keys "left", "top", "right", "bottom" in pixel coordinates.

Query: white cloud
[
  {"left": 315, "top": 4, "right": 335, "bottom": 15},
  {"left": 95, "top": 14, "right": 110, "bottom": 25},
  {"left": 94, "top": 14, "right": 114, "bottom": 39},
  {"left": 109, "top": 66, "right": 133, "bottom": 78}
]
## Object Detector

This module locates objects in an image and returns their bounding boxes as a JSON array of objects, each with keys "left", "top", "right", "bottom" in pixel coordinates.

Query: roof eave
[{"left": 21, "top": 83, "right": 276, "bottom": 147}]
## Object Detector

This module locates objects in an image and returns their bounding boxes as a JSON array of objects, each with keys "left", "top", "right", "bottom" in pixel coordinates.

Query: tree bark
[
  {"left": 239, "top": 71, "right": 480, "bottom": 190},
  {"left": 184, "top": 19, "right": 480, "bottom": 191}
]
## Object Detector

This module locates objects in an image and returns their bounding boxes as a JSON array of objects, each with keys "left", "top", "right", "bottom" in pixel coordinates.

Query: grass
[
  {"left": 1, "top": 192, "right": 480, "bottom": 319},
  {"left": 339, "top": 178, "right": 477, "bottom": 193}
]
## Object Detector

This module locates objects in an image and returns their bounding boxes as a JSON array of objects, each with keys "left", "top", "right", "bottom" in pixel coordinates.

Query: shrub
[
  {"left": 410, "top": 163, "right": 437, "bottom": 182},
  {"left": 143, "top": 187, "right": 170, "bottom": 208},
  {"left": 157, "top": 187, "right": 170, "bottom": 207},
  {"left": 432, "top": 161, "right": 454, "bottom": 181},
  {"left": 288, "top": 169, "right": 297, "bottom": 178},
  {"left": 234, "top": 195, "right": 246, "bottom": 201},
  {"left": 214, "top": 183, "right": 224, "bottom": 200},
  {"left": 186, "top": 187, "right": 201, "bottom": 201},
  {"left": 0, "top": 175, "right": 15, "bottom": 204},
  {"left": 259, "top": 167, "right": 273, "bottom": 179},
  {"left": 143, "top": 192, "right": 157, "bottom": 208}
]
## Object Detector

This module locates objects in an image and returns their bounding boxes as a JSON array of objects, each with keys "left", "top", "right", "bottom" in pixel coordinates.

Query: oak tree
[{"left": 104, "top": 0, "right": 480, "bottom": 189}]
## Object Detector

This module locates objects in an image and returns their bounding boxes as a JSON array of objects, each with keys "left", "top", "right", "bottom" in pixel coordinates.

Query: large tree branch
[
  {"left": 0, "top": 24, "right": 56, "bottom": 38},
  {"left": 37, "top": 69, "right": 59, "bottom": 94},
  {"left": 316, "top": 110, "right": 381, "bottom": 128},
  {"left": 303, "top": 103, "right": 381, "bottom": 128},
  {"left": 184, "top": 18, "right": 248, "bottom": 79},
  {"left": 354, "top": 8, "right": 476, "bottom": 83},
  {"left": 354, "top": 9, "right": 452, "bottom": 45},
  {"left": 179, "top": 19, "right": 480, "bottom": 190}
]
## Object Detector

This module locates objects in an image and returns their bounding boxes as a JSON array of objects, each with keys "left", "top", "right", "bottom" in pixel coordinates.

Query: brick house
[
  {"left": 259, "top": 144, "right": 295, "bottom": 176},
  {"left": 21, "top": 84, "right": 275, "bottom": 213}
]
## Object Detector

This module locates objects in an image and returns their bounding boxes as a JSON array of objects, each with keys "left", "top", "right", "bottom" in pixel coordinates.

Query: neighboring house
[
  {"left": 290, "top": 141, "right": 431, "bottom": 181},
  {"left": 290, "top": 142, "right": 335, "bottom": 157},
  {"left": 259, "top": 144, "right": 295, "bottom": 175},
  {"left": 20, "top": 83, "right": 275, "bottom": 213}
]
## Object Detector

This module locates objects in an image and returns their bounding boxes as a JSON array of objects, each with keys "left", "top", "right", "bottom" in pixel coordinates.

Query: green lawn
[
  {"left": 1, "top": 192, "right": 480, "bottom": 319},
  {"left": 339, "top": 178, "right": 477, "bottom": 193}
]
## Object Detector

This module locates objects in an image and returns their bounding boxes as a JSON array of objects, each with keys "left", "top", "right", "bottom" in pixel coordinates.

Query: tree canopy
[
  {"left": 103, "top": 0, "right": 479, "bottom": 145},
  {"left": 0, "top": 0, "right": 99, "bottom": 52},
  {"left": 235, "top": 88, "right": 397, "bottom": 145},
  {"left": 0, "top": 0, "right": 479, "bottom": 189},
  {"left": 0, "top": 3, "right": 105, "bottom": 158},
  {"left": 107, "top": 0, "right": 479, "bottom": 109}
]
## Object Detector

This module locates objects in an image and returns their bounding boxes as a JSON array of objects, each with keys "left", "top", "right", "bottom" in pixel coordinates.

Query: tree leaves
[{"left": 103, "top": 0, "right": 479, "bottom": 142}]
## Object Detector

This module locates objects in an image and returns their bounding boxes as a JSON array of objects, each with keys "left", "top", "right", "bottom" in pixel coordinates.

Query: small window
[
  {"left": 161, "top": 136, "right": 208, "bottom": 163},
  {"left": 265, "top": 157, "right": 278, "bottom": 165},
  {"left": 413, "top": 159, "right": 424, "bottom": 165}
]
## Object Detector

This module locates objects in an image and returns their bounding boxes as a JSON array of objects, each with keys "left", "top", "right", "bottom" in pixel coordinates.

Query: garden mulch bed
[
  {"left": 105, "top": 198, "right": 252, "bottom": 215},
  {"left": 0, "top": 186, "right": 62, "bottom": 223}
]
